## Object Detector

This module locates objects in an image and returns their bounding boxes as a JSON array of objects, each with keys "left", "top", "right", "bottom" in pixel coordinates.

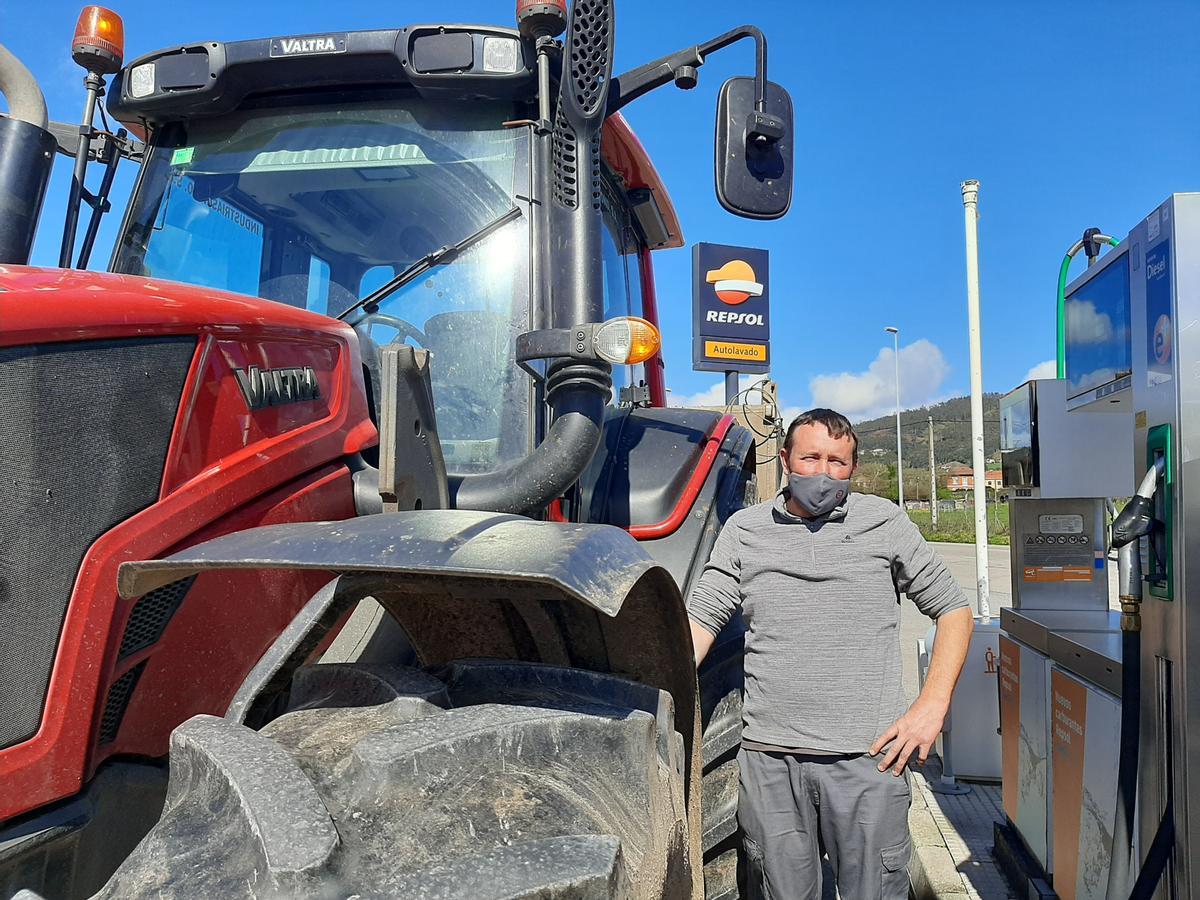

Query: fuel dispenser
[
  {"left": 996, "top": 377, "right": 1132, "bottom": 898},
  {"left": 996, "top": 193, "right": 1200, "bottom": 900}
]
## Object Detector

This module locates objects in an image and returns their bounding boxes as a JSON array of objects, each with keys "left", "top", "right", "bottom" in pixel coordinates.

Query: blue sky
[{"left": 10, "top": 1, "right": 1199, "bottom": 420}]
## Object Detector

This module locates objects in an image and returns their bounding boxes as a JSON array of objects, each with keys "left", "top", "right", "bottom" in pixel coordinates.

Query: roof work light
[{"left": 72, "top": 6, "right": 125, "bottom": 74}]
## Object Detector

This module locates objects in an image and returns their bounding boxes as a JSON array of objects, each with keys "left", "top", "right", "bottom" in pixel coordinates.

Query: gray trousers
[{"left": 738, "top": 748, "right": 912, "bottom": 900}]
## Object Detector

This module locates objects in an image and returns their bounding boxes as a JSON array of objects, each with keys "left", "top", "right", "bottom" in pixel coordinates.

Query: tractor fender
[
  {"left": 578, "top": 406, "right": 757, "bottom": 592},
  {"left": 117, "top": 510, "right": 703, "bottom": 848}
]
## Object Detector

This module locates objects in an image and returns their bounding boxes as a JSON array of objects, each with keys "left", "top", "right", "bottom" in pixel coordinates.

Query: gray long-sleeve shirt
[{"left": 688, "top": 490, "right": 969, "bottom": 753}]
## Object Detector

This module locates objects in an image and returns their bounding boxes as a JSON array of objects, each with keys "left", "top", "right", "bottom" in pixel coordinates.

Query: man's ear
[{"left": 778, "top": 447, "right": 790, "bottom": 476}]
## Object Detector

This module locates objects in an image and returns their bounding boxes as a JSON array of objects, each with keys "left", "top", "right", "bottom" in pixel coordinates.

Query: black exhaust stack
[
  {"left": 547, "top": 0, "right": 613, "bottom": 330},
  {"left": 451, "top": 0, "right": 615, "bottom": 515},
  {"left": 0, "top": 45, "right": 57, "bottom": 266}
]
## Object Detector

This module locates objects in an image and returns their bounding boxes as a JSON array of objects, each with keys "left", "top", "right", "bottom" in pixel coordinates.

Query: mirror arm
[
  {"left": 697, "top": 25, "right": 767, "bottom": 111},
  {"left": 607, "top": 24, "right": 768, "bottom": 115},
  {"left": 606, "top": 46, "right": 704, "bottom": 114}
]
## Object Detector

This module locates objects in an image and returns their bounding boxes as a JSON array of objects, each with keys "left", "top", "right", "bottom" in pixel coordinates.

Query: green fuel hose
[{"left": 1055, "top": 233, "right": 1122, "bottom": 378}]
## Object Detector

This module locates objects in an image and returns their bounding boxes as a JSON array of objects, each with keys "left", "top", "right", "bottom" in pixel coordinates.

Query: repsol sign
[
  {"left": 692, "top": 242, "right": 770, "bottom": 374},
  {"left": 706, "top": 310, "right": 765, "bottom": 325}
]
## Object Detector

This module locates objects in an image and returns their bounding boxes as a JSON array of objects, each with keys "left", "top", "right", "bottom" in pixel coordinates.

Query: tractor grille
[
  {"left": 98, "top": 662, "right": 147, "bottom": 745},
  {"left": 118, "top": 576, "right": 196, "bottom": 660},
  {"left": 0, "top": 337, "right": 195, "bottom": 749}
]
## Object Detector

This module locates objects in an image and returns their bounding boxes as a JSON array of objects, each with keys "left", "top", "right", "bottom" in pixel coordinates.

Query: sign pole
[
  {"left": 724, "top": 371, "right": 739, "bottom": 407},
  {"left": 961, "top": 180, "right": 991, "bottom": 623},
  {"left": 929, "top": 415, "right": 939, "bottom": 530}
]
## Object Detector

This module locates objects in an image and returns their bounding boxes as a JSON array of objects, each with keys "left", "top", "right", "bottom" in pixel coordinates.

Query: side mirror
[{"left": 715, "top": 76, "right": 793, "bottom": 220}]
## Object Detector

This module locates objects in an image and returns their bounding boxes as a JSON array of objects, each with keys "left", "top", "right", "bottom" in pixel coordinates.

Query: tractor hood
[{"left": 0, "top": 265, "right": 364, "bottom": 348}]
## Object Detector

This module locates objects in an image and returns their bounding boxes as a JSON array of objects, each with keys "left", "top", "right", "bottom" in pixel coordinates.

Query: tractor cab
[{"left": 106, "top": 24, "right": 682, "bottom": 475}]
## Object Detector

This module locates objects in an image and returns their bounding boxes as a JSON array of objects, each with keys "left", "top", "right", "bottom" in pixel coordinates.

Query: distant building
[
  {"left": 870, "top": 448, "right": 886, "bottom": 457},
  {"left": 945, "top": 465, "right": 1003, "bottom": 492}
]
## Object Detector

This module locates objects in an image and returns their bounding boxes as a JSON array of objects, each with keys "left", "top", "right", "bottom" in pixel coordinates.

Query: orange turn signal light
[
  {"left": 72, "top": 6, "right": 125, "bottom": 75},
  {"left": 594, "top": 316, "right": 661, "bottom": 366}
]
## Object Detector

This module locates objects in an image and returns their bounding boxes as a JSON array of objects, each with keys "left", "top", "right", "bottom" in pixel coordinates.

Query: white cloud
[
  {"left": 808, "top": 339, "right": 951, "bottom": 421},
  {"left": 1066, "top": 300, "right": 1114, "bottom": 345},
  {"left": 670, "top": 374, "right": 771, "bottom": 409},
  {"left": 1024, "top": 359, "right": 1057, "bottom": 382}
]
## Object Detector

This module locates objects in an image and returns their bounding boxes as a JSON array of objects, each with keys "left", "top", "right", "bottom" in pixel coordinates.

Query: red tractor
[{"left": 0, "top": 2, "right": 792, "bottom": 897}]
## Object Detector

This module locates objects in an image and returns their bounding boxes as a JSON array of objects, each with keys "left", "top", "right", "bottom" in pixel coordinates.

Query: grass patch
[{"left": 907, "top": 505, "right": 1009, "bottom": 545}]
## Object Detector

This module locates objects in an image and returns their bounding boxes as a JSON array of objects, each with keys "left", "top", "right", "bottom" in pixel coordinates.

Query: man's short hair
[{"left": 783, "top": 408, "right": 859, "bottom": 463}]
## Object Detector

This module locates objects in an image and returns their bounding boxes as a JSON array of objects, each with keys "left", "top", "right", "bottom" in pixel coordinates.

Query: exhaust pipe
[
  {"left": 450, "top": 360, "right": 610, "bottom": 514},
  {"left": 0, "top": 44, "right": 56, "bottom": 265},
  {"left": 451, "top": 0, "right": 616, "bottom": 516}
]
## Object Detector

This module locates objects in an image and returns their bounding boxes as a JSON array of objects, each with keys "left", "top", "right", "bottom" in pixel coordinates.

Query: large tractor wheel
[
  {"left": 96, "top": 660, "right": 693, "bottom": 899},
  {"left": 697, "top": 618, "right": 745, "bottom": 900}
]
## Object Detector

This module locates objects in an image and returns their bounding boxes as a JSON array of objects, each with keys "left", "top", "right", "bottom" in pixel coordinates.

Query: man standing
[{"left": 688, "top": 408, "right": 973, "bottom": 900}]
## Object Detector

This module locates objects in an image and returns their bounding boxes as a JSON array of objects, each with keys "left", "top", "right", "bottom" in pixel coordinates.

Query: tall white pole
[
  {"left": 886, "top": 326, "right": 904, "bottom": 510},
  {"left": 961, "top": 180, "right": 991, "bottom": 622},
  {"left": 929, "top": 415, "right": 939, "bottom": 529}
]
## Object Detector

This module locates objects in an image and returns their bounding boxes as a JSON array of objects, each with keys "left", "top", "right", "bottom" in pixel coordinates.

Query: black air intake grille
[
  {"left": 0, "top": 336, "right": 195, "bottom": 749},
  {"left": 99, "top": 662, "right": 147, "bottom": 745},
  {"left": 551, "top": 108, "right": 579, "bottom": 209},
  {"left": 566, "top": 0, "right": 612, "bottom": 116},
  {"left": 118, "top": 576, "right": 197, "bottom": 660},
  {"left": 551, "top": 117, "right": 601, "bottom": 212}
]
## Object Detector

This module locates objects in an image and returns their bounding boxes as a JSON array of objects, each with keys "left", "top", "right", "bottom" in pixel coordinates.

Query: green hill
[{"left": 852, "top": 393, "right": 1002, "bottom": 471}]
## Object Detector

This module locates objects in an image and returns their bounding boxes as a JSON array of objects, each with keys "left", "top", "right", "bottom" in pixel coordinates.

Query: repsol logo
[
  {"left": 271, "top": 35, "right": 346, "bottom": 57},
  {"left": 1147, "top": 257, "right": 1167, "bottom": 279},
  {"left": 235, "top": 366, "right": 321, "bottom": 410},
  {"left": 705, "top": 310, "right": 765, "bottom": 326}
]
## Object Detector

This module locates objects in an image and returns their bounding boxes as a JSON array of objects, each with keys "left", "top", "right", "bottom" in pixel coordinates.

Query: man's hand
[{"left": 869, "top": 699, "right": 948, "bottom": 775}]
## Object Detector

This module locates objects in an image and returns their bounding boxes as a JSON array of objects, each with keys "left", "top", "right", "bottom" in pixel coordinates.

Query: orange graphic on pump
[{"left": 706, "top": 259, "right": 764, "bottom": 305}]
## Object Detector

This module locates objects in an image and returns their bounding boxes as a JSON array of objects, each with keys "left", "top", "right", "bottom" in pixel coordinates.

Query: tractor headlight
[
  {"left": 482, "top": 36, "right": 522, "bottom": 74},
  {"left": 129, "top": 62, "right": 155, "bottom": 98}
]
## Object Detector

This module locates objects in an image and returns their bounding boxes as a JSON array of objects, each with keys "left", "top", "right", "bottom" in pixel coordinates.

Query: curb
[{"left": 907, "top": 780, "right": 972, "bottom": 899}]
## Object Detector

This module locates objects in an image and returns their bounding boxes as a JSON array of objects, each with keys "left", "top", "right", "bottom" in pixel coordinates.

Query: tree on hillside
[{"left": 852, "top": 394, "right": 1002, "bottom": 470}]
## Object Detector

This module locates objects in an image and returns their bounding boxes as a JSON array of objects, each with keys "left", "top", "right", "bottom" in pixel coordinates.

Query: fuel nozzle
[
  {"left": 1111, "top": 458, "right": 1165, "bottom": 630},
  {"left": 1112, "top": 458, "right": 1164, "bottom": 549}
]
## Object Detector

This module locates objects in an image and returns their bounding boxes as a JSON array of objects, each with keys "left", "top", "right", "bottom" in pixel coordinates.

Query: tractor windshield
[{"left": 112, "top": 95, "right": 531, "bottom": 474}]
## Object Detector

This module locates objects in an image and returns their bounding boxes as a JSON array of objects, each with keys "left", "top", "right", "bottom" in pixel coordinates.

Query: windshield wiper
[{"left": 338, "top": 205, "right": 524, "bottom": 322}]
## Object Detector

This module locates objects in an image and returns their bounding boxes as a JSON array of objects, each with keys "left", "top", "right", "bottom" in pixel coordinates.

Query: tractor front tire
[{"left": 97, "top": 660, "right": 693, "bottom": 899}]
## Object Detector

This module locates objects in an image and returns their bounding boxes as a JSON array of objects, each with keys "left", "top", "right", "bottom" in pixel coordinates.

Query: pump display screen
[
  {"left": 1000, "top": 382, "right": 1036, "bottom": 487},
  {"left": 1064, "top": 252, "right": 1131, "bottom": 399}
]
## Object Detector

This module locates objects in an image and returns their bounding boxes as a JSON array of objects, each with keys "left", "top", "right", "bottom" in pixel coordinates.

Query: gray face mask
[{"left": 787, "top": 472, "right": 850, "bottom": 517}]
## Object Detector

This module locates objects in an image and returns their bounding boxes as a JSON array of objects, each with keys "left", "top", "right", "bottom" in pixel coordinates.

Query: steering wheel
[{"left": 359, "top": 312, "right": 426, "bottom": 346}]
